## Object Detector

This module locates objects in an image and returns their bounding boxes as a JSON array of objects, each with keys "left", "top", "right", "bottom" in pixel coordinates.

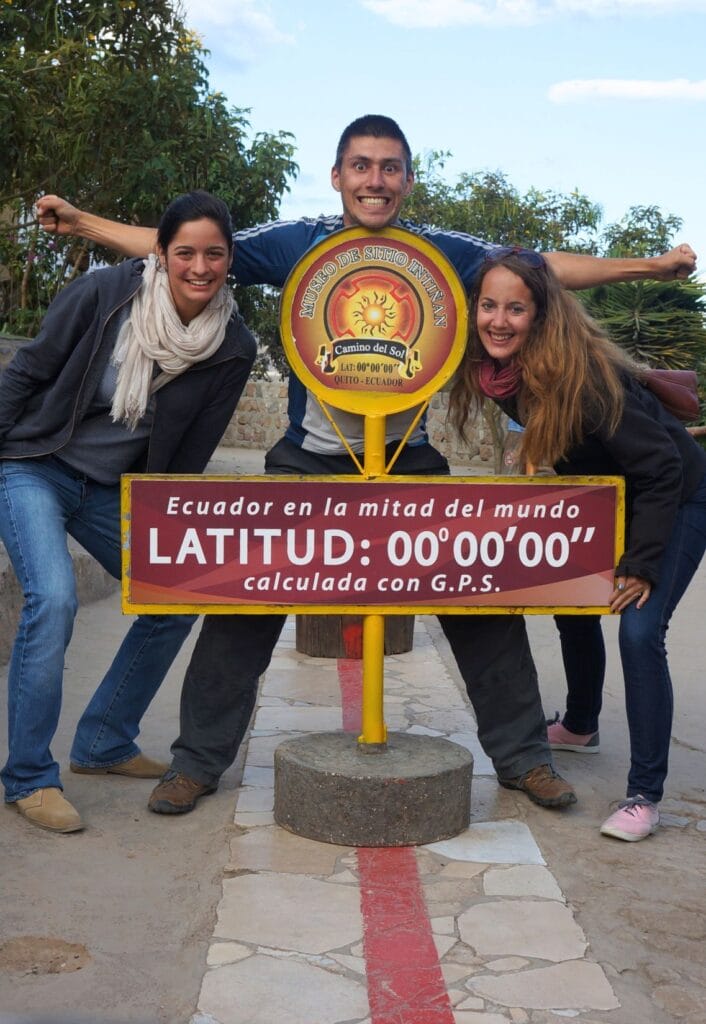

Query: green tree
[
  {"left": 406, "top": 152, "right": 602, "bottom": 252},
  {"left": 0, "top": 0, "right": 297, "bottom": 354},
  {"left": 600, "top": 205, "right": 684, "bottom": 258}
]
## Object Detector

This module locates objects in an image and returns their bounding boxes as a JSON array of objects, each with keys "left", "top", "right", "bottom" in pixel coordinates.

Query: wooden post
[{"left": 295, "top": 614, "right": 415, "bottom": 658}]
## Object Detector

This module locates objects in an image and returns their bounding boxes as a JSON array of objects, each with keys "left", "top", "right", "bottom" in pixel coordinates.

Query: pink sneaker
[
  {"left": 547, "top": 717, "right": 600, "bottom": 753},
  {"left": 600, "top": 796, "right": 660, "bottom": 842}
]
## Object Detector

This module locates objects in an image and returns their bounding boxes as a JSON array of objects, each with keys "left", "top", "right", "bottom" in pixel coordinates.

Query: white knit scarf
[{"left": 111, "top": 254, "right": 234, "bottom": 429}]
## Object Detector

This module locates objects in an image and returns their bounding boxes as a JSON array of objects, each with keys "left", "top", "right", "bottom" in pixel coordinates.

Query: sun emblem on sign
[{"left": 352, "top": 291, "right": 396, "bottom": 336}]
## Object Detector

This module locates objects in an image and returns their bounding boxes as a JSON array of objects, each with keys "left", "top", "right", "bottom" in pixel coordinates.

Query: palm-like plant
[
  {"left": 581, "top": 278, "right": 706, "bottom": 370},
  {"left": 583, "top": 205, "right": 706, "bottom": 377}
]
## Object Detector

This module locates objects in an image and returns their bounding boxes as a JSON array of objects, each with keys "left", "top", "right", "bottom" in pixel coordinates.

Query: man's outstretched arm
[
  {"left": 36, "top": 195, "right": 156, "bottom": 256},
  {"left": 544, "top": 245, "right": 697, "bottom": 289},
  {"left": 38, "top": 193, "right": 697, "bottom": 288}
]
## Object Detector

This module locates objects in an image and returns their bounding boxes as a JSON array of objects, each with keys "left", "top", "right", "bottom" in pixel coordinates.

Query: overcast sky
[{"left": 180, "top": 0, "right": 706, "bottom": 260}]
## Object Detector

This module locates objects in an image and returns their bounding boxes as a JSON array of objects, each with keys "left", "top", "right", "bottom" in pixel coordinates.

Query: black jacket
[
  {"left": 0, "top": 259, "right": 256, "bottom": 474},
  {"left": 501, "top": 374, "right": 706, "bottom": 585}
]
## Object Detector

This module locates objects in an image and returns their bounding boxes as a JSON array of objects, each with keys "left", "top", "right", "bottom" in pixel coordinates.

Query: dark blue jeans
[
  {"left": 554, "top": 614, "right": 606, "bottom": 734},
  {"left": 618, "top": 473, "right": 706, "bottom": 802}
]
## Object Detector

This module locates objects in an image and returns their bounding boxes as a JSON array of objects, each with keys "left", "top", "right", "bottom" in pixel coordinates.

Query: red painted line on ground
[
  {"left": 358, "top": 847, "right": 455, "bottom": 1024},
  {"left": 337, "top": 641, "right": 454, "bottom": 1024},
  {"left": 338, "top": 659, "right": 363, "bottom": 733},
  {"left": 339, "top": 620, "right": 363, "bottom": 733}
]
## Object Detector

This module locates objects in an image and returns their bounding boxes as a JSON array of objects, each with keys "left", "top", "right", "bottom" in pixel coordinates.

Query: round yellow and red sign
[{"left": 280, "top": 226, "right": 468, "bottom": 416}]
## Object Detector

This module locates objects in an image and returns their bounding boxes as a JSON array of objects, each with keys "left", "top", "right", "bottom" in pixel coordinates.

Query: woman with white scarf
[{"left": 0, "top": 191, "right": 256, "bottom": 833}]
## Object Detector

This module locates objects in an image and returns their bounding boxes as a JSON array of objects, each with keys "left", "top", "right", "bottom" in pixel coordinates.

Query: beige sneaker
[
  {"left": 70, "top": 752, "right": 168, "bottom": 778},
  {"left": 14, "top": 787, "right": 83, "bottom": 833}
]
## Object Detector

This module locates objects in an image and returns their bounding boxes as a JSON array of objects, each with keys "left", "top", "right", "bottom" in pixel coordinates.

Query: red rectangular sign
[{"left": 121, "top": 475, "right": 624, "bottom": 614}]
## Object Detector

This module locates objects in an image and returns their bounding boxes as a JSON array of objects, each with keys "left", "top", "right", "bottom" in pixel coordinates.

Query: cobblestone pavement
[{"left": 192, "top": 615, "right": 706, "bottom": 1024}]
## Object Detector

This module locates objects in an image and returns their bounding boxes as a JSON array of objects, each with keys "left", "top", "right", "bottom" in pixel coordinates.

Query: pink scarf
[{"left": 478, "top": 357, "right": 522, "bottom": 399}]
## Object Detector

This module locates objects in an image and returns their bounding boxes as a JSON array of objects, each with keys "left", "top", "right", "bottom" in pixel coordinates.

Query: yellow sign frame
[{"left": 121, "top": 473, "right": 625, "bottom": 616}]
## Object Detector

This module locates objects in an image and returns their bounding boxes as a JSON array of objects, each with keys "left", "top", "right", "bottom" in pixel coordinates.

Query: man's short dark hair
[{"left": 334, "top": 115, "right": 413, "bottom": 172}]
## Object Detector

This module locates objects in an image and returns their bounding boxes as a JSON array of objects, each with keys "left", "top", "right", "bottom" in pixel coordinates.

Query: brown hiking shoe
[
  {"left": 148, "top": 769, "right": 217, "bottom": 815},
  {"left": 498, "top": 764, "right": 577, "bottom": 808}
]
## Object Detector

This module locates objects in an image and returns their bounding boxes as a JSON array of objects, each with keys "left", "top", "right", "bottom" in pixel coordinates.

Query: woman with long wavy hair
[{"left": 450, "top": 249, "right": 706, "bottom": 842}]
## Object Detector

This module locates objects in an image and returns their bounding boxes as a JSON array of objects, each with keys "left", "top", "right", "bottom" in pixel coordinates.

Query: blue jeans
[
  {"left": 0, "top": 456, "right": 195, "bottom": 802},
  {"left": 618, "top": 473, "right": 706, "bottom": 803}
]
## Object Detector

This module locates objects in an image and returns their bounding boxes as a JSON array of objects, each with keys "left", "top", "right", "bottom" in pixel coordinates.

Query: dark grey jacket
[{"left": 0, "top": 259, "right": 256, "bottom": 474}]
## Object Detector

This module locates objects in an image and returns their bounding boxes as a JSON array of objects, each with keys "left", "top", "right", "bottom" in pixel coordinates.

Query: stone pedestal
[{"left": 274, "top": 731, "right": 472, "bottom": 847}]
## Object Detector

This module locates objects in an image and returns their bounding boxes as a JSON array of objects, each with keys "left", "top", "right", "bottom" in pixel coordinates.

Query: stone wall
[
  {"left": 220, "top": 379, "right": 290, "bottom": 451},
  {"left": 221, "top": 379, "right": 496, "bottom": 470},
  {"left": 426, "top": 388, "right": 497, "bottom": 470}
]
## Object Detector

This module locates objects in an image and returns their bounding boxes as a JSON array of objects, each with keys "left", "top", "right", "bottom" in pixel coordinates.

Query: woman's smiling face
[
  {"left": 158, "top": 217, "right": 230, "bottom": 324},
  {"left": 476, "top": 265, "right": 537, "bottom": 364}
]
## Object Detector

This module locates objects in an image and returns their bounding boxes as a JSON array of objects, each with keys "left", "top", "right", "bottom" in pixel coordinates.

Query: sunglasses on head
[{"left": 485, "top": 245, "right": 545, "bottom": 267}]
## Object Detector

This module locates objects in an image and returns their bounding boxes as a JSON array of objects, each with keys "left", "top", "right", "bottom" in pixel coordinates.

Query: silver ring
[{"left": 617, "top": 583, "right": 625, "bottom": 591}]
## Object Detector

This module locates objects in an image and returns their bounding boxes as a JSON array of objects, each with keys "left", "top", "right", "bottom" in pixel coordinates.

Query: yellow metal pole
[
  {"left": 360, "top": 614, "right": 386, "bottom": 745},
  {"left": 359, "top": 415, "right": 388, "bottom": 746},
  {"left": 363, "top": 413, "right": 387, "bottom": 480}
]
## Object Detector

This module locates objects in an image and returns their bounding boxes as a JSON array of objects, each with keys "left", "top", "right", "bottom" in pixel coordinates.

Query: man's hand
[
  {"left": 35, "top": 195, "right": 156, "bottom": 256},
  {"left": 648, "top": 243, "right": 697, "bottom": 281},
  {"left": 36, "top": 195, "right": 81, "bottom": 236}
]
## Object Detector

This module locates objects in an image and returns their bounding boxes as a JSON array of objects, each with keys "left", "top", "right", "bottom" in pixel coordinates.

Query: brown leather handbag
[{"left": 642, "top": 369, "right": 700, "bottom": 423}]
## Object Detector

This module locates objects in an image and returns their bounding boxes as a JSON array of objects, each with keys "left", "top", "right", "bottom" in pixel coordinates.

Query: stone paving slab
[{"left": 193, "top": 618, "right": 622, "bottom": 1024}]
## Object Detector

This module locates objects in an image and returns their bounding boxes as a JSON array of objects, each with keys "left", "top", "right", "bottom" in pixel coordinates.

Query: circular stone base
[{"left": 274, "top": 731, "right": 473, "bottom": 847}]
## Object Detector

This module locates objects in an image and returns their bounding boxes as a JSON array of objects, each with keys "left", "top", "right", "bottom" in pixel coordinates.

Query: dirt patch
[{"left": 0, "top": 936, "right": 91, "bottom": 975}]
